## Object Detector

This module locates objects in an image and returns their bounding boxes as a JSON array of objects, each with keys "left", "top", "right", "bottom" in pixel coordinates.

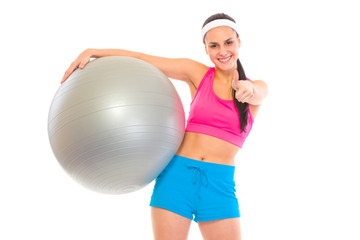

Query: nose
[{"left": 218, "top": 45, "right": 228, "bottom": 56}]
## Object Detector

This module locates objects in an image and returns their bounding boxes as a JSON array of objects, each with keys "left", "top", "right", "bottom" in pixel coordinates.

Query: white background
[{"left": 1, "top": 0, "right": 359, "bottom": 239}]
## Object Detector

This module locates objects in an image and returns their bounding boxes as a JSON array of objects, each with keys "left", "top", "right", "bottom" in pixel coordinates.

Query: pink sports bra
[{"left": 185, "top": 67, "right": 254, "bottom": 148}]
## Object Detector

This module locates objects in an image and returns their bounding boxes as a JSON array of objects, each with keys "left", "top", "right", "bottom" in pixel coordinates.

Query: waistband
[{"left": 170, "top": 155, "right": 235, "bottom": 176}]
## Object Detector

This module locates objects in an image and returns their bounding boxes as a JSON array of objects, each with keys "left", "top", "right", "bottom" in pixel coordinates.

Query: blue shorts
[{"left": 150, "top": 155, "right": 240, "bottom": 222}]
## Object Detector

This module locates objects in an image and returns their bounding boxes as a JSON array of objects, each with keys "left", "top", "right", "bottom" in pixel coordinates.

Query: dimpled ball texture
[{"left": 48, "top": 56, "right": 185, "bottom": 194}]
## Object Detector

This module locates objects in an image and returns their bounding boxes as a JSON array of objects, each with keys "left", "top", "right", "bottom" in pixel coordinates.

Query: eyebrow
[{"left": 207, "top": 38, "right": 235, "bottom": 45}]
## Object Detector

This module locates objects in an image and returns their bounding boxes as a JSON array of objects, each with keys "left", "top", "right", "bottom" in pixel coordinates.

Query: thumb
[{"left": 232, "top": 70, "right": 240, "bottom": 90}]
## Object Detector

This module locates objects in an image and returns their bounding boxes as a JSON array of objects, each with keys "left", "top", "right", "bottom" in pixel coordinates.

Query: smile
[{"left": 218, "top": 55, "right": 232, "bottom": 63}]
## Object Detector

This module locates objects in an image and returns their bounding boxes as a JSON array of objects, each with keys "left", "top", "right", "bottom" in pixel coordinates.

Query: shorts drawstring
[
  {"left": 186, "top": 165, "right": 209, "bottom": 199},
  {"left": 150, "top": 155, "right": 240, "bottom": 222}
]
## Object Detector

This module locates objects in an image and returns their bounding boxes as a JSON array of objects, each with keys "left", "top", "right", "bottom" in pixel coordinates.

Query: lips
[{"left": 218, "top": 55, "right": 232, "bottom": 63}]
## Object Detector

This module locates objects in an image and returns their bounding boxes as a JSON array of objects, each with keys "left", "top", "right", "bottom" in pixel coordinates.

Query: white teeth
[{"left": 219, "top": 56, "right": 231, "bottom": 63}]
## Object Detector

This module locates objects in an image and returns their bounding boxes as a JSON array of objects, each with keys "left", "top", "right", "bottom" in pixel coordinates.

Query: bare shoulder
[
  {"left": 182, "top": 59, "right": 209, "bottom": 89},
  {"left": 159, "top": 58, "right": 208, "bottom": 95}
]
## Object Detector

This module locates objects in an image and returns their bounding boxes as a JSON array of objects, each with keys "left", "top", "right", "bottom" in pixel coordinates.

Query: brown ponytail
[{"left": 233, "top": 58, "right": 249, "bottom": 132}]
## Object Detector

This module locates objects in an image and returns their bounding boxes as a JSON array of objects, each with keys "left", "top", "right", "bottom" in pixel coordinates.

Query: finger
[
  {"left": 79, "top": 61, "right": 85, "bottom": 69},
  {"left": 237, "top": 96, "right": 246, "bottom": 103},
  {"left": 232, "top": 71, "right": 239, "bottom": 90},
  {"left": 61, "top": 69, "right": 70, "bottom": 83},
  {"left": 236, "top": 89, "right": 252, "bottom": 103},
  {"left": 235, "top": 91, "right": 244, "bottom": 102},
  {"left": 61, "top": 71, "right": 70, "bottom": 84},
  {"left": 240, "top": 96, "right": 250, "bottom": 103},
  {"left": 232, "top": 79, "right": 238, "bottom": 90},
  {"left": 236, "top": 87, "right": 247, "bottom": 99},
  {"left": 79, "top": 57, "right": 90, "bottom": 69},
  {"left": 240, "top": 91, "right": 254, "bottom": 103},
  {"left": 61, "top": 65, "right": 76, "bottom": 84},
  {"left": 61, "top": 75, "right": 66, "bottom": 84}
]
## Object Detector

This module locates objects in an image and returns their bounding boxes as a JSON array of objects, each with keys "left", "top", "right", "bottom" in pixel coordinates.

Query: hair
[{"left": 202, "top": 13, "right": 249, "bottom": 132}]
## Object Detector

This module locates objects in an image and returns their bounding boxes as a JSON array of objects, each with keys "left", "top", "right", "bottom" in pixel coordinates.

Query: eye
[
  {"left": 226, "top": 41, "right": 233, "bottom": 46},
  {"left": 209, "top": 44, "right": 218, "bottom": 49}
]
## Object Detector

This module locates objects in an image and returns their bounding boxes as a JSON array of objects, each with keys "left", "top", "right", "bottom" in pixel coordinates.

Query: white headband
[{"left": 201, "top": 19, "right": 239, "bottom": 40}]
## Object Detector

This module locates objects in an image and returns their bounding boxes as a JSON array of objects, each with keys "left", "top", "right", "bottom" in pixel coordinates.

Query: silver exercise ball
[{"left": 48, "top": 56, "right": 185, "bottom": 194}]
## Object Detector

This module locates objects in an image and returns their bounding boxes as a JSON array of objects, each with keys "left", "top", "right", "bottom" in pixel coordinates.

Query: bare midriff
[{"left": 175, "top": 132, "right": 240, "bottom": 166}]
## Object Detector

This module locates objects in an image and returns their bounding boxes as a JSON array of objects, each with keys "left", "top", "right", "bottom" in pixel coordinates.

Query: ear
[{"left": 237, "top": 38, "right": 241, "bottom": 48}]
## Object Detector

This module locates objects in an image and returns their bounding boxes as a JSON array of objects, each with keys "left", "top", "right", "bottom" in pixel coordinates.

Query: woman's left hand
[{"left": 232, "top": 71, "right": 254, "bottom": 103}]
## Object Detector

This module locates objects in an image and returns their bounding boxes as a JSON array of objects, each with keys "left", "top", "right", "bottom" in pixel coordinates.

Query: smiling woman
[
  {"left": 60, "top": 12, "right": 268, "bottom": 240},
  {"left": 202, "top": 13, "right": 260, "bottom": 134}
]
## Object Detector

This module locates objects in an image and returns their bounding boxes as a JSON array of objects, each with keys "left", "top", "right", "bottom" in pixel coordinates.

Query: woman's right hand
[{"left": 61, "top": 49, "right": 94, "bottom": 84}]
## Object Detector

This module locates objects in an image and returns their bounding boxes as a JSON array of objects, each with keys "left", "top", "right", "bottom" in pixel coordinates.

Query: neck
[{"left": 214, "top": 66, "right": 236, "bottom": 84}]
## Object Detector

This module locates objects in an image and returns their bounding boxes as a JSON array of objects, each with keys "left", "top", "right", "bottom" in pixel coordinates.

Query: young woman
[{"left": 62, "top": 13, "right": 268, "bottom": 240}]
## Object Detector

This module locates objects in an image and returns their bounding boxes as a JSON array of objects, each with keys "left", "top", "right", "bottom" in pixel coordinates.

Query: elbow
[{"left": 261, "top": 80, "right": 269, "bottom": 100}]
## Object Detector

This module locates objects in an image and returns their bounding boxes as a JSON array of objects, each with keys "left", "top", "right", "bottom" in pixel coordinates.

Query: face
[{"left": 204, "top": 26, "right": 241, "bottom": 71}]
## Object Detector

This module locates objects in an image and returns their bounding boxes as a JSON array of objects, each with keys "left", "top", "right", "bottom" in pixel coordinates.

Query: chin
[{"left": 215, "top": 61, "right": 236, "bottom": 72}]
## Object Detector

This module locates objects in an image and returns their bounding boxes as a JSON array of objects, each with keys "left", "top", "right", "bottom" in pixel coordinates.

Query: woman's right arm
[{"left": 61, "top": 48, "right": 207, "bottom": 85}]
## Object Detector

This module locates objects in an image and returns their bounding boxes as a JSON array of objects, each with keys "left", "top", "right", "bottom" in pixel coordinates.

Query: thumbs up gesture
[{"left": 232, "top": 70, "right": 254, "bottom": 103}]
